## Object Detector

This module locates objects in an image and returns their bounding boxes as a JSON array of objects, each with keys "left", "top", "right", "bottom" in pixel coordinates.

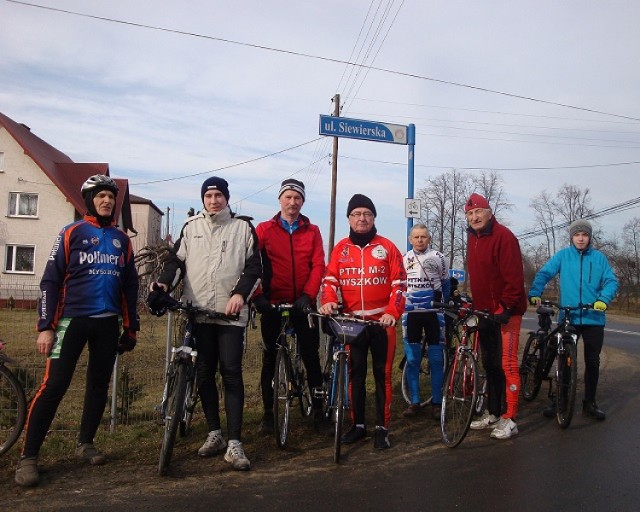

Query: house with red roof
[{"left": 0, "top": 111, "right": 162, "bottom": 305}]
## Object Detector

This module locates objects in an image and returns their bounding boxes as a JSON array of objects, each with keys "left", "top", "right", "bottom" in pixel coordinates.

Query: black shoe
[
  {"left": 582, "top": 400, "right": 606, "bottom": 420},
  {"left": 341, "top": 425, "right": 367, "bottom": 444},
  {"left": 543, "top": 402, "right": 556, "bottom": 418},
  {"left": 259, "top": 413, "right": 274, "bottom": 434},
  {"left": 431, "top": 404, "right": 442, "bottom": 420},
  {"left": 373, "top": 427, "right": 391, "bottom": 450}
]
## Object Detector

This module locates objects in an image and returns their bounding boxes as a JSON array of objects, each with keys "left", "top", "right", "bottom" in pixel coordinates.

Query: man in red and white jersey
[{"left": 319, "top": 194, "right": 406, "bottom": 450}]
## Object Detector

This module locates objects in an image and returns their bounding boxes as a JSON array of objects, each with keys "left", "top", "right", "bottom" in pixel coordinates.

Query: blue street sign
[
  {"left": 319, "top": 115, "right": 408, "bottom": 145},
  {"left": 449, "top": 269, "right": 466, "bottom": 282}
]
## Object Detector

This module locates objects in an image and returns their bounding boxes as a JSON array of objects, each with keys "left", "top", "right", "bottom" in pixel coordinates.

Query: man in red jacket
[
  {"left": 253, "top": 179, "right": 326, "bottom": 433},
  {"left": 465, "top": 193, "right": 527, "bottom": 440},
  {"left": 319, "top": 194, "right": 406, "bottom": 450}
]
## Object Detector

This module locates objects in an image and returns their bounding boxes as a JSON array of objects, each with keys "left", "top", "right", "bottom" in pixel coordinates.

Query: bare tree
[
  {"left": 417, "top": 169, "right": 471, "bottom": 269},
  {"left": 530, "top": 190, "right": 558, "bottom": 258},
  {"left": 471, "top": 170, "right": 513, "bottom": 218},
  {"left": 553, "top": 184, "right": 593, "bottom": 224}
]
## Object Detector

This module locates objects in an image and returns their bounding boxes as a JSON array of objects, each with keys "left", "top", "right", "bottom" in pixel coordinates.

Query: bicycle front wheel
[
  {"left": 273, "top": 348, "right": 292, "bottom": 449},
  {"left": 441, "top": 351, "right": 477, "bottom": 448},
  {"left": 180, "top": 373, "right": 198, "bottom": 437},
  {"left": 400, "top": 347, "right": 432, "bottom": 407},
  {"left": 333, "top": 352, "right": 348, "bottom": 464},
  {"left": 556, "top": 340, "right": 578, "bottom": 429},
  {"left": 520, "top": 333, "right": 544, "bottom": 401},
  {"left": 0, "top": 364, "right": 27, "bottom": 457},
  {"left": 158, "top": 362, "right": 188, "bottom": 476},
  {"left": 471, "top": 331, "right": 486, "bottom": 416}
]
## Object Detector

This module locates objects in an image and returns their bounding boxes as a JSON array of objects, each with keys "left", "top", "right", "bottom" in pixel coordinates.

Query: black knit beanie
[
  {"left": 346, "top": 194, "right": 377, "bottom": 217},
  {"left": 201, "top": 177, "right": 230, "bottom": 203}
]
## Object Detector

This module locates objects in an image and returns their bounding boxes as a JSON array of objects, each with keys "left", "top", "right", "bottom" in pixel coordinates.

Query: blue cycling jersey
[{"left": 37, "top": 215, "right": 139, "bottom": 332}]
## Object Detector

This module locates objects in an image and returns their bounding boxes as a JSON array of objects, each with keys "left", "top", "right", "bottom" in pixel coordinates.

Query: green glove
[
  {"left": 529, "top": 296, "right": 541, "bottom": 306},
  {"left": 593, "top": 300, "right": 607, "bottom": 312}
]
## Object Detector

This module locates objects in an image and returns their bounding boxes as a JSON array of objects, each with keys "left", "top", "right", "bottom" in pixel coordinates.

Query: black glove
[
  {"left": 293, "top": 293, "right": 312, "bottom": 312},
  {"left": 252, "top": 294, "right": 273, "bottom": 314},
  {"left": 117, "top": 330, "right": 137, "bottom": 355},
  {"left": 493, "top": 305, "right": 511, "bottom": 325},
  {"left": 146, "top": 287, "right": 178, "bottom": 316}
]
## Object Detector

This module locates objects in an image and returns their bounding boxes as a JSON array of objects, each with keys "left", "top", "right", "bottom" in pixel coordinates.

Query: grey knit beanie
[{"left": 569, "top": 219, "right": 592, "bottom": 238}]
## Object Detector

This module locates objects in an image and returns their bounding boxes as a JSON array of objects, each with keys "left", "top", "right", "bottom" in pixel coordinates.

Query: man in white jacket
[{"left": 150, "top": 176, "right": 262, "bottom": 470}]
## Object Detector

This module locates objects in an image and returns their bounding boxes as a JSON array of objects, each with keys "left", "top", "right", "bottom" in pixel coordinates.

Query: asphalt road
[{"left": 8, "top": 314, "right": 640, "bottom": 512}]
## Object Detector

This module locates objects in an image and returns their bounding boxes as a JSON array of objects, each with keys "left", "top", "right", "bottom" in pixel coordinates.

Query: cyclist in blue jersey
[
  {"left": 15, "top": 175, "right": 139, "bottom": 487},
  {"left": 402, "top": 224, "right": 450, "bottom": 420}
]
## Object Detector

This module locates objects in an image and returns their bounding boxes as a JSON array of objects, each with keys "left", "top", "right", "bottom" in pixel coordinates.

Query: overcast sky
[{"left": 1, "top": 0, "right": 639, "bottom": 253}]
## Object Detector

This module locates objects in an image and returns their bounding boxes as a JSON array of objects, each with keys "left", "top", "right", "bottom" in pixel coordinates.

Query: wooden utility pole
[{"left": 328, "top": 93, "right": 340, "bottom": 255}]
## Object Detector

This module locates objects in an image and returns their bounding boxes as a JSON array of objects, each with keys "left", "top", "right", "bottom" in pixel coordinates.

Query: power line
[
  {"left": 340, "top": 154, "right": 640, "bottom": 172},
  {"left": 352, "top": 97, "right": 640, "bottom": 125},
  {"left": 131, "top": 138, "right": 323, "bottom": 185},
  {"left": 6, "top": 0, "right": 640, "bottom": 122},
  {"left": 517, "top": 197, "right": 640, "bottom": 241}
]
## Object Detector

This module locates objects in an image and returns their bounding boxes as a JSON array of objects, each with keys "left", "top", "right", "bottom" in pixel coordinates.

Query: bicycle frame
[
  {"left": 272, "top": 304, "right": 312, "bottom": 448},
  {"left": 536, "top": 300, "right": 591, "bottom": 428},
  {"left": 309, "top": 311, "right": 386, "bottom": 463},
  {"left": 433, "top": 301, "right": 491, "bottom": 448},
  {"left": 157, "top": 300, "right": 238, "bottom": 475}
]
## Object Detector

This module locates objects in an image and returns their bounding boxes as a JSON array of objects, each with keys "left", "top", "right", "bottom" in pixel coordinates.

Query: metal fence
[{"left": 0, "top": 298, "right": 266, "bottom": 437}]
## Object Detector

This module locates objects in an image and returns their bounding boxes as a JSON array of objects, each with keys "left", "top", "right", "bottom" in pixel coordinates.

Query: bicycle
[
  {"left": 272, "top": 304, "right": 313, "bottom": 449},
  {"left": 432, "top": 301, "right": 491, "bottom": 448},
  {"left": 399, "top": 310, "right": 447, "bottom": 408},
  {"left": 0, "top": 339, "right": 27, "bottom": 457},
  {"left": 309, "top": 311, "right": 386, "bottom": 464},
  {"left": 156, "top": 300, "right": 238, "bottom": 476},
  {"left": 519, "top": 300, "right": 593, "bottom": 428}
]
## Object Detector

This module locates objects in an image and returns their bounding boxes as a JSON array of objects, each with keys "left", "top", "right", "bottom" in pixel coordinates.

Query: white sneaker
[
  {"left": 490, "top": 417, "right": 518, "bottom": 439},
  {"left": 198, "top": 430, "right": 227, "bottom": 457},
  {"left": 470, "top": 411, "right": 499, "bottom": 430},
  {"left": 224, "top": 441, "right": 251, "bottom": 471}
]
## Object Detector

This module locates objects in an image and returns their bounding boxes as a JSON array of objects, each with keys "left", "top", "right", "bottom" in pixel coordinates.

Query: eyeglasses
[{"left": 349, "top": 212, "right": 374, "bottom": 219}]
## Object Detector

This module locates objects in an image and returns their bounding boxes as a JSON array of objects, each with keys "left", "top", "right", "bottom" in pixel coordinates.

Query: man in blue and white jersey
[{"left": 402, "top": 224, "right": 450, "bottom": 419}]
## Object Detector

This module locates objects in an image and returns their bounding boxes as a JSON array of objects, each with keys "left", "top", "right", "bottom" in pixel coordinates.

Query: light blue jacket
[{"left": 529, "top": 243, "right": 618, "bottom": 326}]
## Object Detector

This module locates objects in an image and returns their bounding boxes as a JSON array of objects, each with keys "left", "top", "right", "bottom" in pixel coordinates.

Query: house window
[
  {"left": 4, "top": 245, "right": 36, "bottom": 273},
  {"left": 0, "top": 152, "right": 4, "bottom": 172},
  {"left": 8, "top": 192, "right": 39, "bottom": 217}
]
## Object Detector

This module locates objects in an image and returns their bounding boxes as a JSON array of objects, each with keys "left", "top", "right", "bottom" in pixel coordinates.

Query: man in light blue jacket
[{"left": 529, "top": 219, "right": 618, "bottom": 420}]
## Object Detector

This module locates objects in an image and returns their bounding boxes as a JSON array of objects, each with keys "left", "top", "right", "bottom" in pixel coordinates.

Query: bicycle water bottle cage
[{"left": 326, "top": 320, "right": 369, "bottom": 345}]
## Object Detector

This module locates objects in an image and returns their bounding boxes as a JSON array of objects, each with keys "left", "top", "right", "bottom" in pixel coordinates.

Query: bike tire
[
  {"left": 293, "top": 337, "right": 312, "bottom": 418},
  {"left": 520, "top": 333, "right": 544, "bottom": 401},
  {"left": 297, "top": 364, "right": 313, "bottom": 418},
  {"left": 158, "top": 362, "right": 188, "bottom": 476},
  {"left": 556, "top": 340, "right": 578, "bottom": 429},
  {"left": 334, "top": 352, "right": 347, "bottom": 464},
  {"left": 180, "top": 373, "right": 198, "bottom": 437},
  {"left": 471, "top": 331, "right": 486, "bottom": 416},
  {"left": 273, "top": 348, "right": 291, "bottom": 449},
  {"left": 400, "top": 346, "right": 432, "bottom": 407},
  {"left": 441, "top": 351, "right": 476, "bottom": 448},
  {"left": 0, "top": 364, "right": 27, "bottom": 457}
]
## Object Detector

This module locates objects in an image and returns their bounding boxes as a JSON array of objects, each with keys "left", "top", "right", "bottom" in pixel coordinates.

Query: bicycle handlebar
[
  {"left": 307, "top": 311, "right": 388, "bottom": 328},
  {"left": 538, "top": 300, "right": 594, "bottom": 311},
  {"left": 167, "top": 301, "right": 239, "bottom": 322},
  {"left": 431, "top": 301, "right": 494, "bottom": 321}
]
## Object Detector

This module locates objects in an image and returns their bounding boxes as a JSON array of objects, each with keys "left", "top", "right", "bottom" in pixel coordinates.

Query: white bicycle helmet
[{"left": 81, "top": 174, "right": 119, "bottom": 197}]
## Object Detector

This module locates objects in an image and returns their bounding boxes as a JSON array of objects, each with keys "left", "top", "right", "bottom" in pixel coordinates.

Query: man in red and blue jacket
[{"left": 319, "top": 194, "right": 406, "bottom": 450}]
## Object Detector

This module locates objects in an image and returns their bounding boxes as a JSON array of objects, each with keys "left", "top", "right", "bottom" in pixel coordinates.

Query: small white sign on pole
[{"left": 405, "top": 198, "right": 421, "bottom": 218}]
